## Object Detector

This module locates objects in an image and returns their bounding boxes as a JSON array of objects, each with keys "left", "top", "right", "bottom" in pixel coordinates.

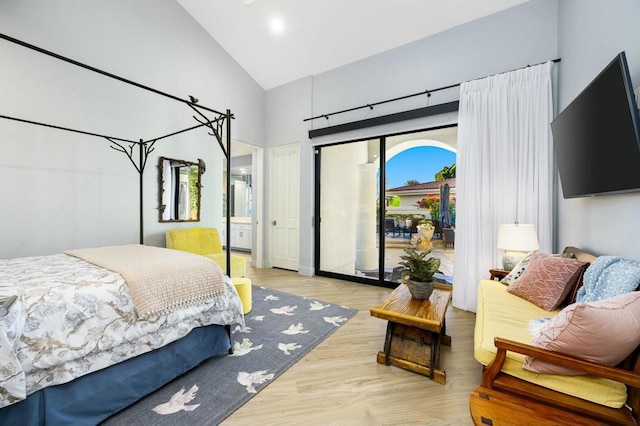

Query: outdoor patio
[{"left": 380, "top": 235, "right": 454, "bottom": 282}]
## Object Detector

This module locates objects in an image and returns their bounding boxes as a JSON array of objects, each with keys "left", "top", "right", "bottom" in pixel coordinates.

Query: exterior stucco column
[{"left": 355, "top": 163, "right": 378, "bottom": 271}]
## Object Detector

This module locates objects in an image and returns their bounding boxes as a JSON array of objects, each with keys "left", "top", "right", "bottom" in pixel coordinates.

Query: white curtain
[{"left": 452, "top": 62, "right": 554, "bottom": 312}]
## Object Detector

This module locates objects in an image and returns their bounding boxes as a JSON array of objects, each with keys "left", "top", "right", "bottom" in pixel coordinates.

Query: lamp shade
[
  {"left": 497, "top": 224, "right": 540, "bottom": 252},
  {"left": 497, "top": 223, "right": 540, "bottom": 270}
]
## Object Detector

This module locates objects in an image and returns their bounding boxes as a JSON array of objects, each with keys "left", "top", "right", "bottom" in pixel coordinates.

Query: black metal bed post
[
  {"left": 139, "top": 139, "right": 144, "bottom": 245},
  {"left": 225, "top": 109, "right": 232, "bottom": 276},
  {"left": 185, "top": 103, "right": 234, "bottom": 275}
]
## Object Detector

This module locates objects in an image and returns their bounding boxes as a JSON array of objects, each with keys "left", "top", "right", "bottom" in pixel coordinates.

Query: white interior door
[{"left": 269, "top": 143, "right": 300, "bottom": 271}]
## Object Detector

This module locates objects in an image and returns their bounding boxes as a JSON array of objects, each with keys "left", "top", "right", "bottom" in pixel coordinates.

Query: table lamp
[{"left": 497, "top": 223, "right": 539, "bottom": 271}]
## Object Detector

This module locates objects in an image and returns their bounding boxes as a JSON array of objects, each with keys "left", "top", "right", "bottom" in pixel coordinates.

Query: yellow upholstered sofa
[
  {"left": 165, "top": 228, "right": 246, "bottom": 278},
  {"left": 470, "top": 247, "right": 640, "bottom": 425}
]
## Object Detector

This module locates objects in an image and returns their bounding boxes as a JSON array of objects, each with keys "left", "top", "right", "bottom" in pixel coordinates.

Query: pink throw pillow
[
  {"left": 524, "top": 291, "right": 640, "bottom": 375},
  {"left": 507, "top": 251, "right": 586, "bottom": 311}
]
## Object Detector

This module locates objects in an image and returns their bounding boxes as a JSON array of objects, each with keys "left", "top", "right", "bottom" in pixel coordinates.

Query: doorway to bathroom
[{"left": 222, "top": 140, "right": 263, "bottom": 268}]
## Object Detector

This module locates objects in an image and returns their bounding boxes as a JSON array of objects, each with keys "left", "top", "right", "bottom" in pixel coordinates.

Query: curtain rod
[
  {"left": 0, "top": 32, "right": 226, "bottom": 117},
  {"left": 303, "top": 58, "right": 561, "bottom": 122}
]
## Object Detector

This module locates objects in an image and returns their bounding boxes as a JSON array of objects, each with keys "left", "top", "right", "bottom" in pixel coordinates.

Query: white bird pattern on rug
[
  {"left": 151, "top": 385, "right": 200, "bottom": 415},
  {"left": 105, "top": 286, "right": 357, "bottom": 424},
  {"left": 270, "top": 305, "right": 297, "bottom": 315},
  {"left": 229, "top": 338, "right": 264, "bottom": 356},
  {"left": 237, "top": 370, "right": 275, "bottom": 393},
  {"left": 324, "top": 316, "right": 348, "bottom": 326},
  {"left": 278, "top": 342, "right": 302, "bottom": 355},
  {"left": 309, "top": 301, "right": 330, "bottom": 310},
  {"left": 281, "top": 322, "right": 309, "bottom": 335},
  {"left": 232, "top": 324, "right": 252, "bottom": 333}
]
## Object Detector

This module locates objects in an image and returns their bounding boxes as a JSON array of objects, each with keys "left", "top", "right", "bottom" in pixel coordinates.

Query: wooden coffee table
[{"left": 370, "top": 283, "right": 452, "bottom": 384}]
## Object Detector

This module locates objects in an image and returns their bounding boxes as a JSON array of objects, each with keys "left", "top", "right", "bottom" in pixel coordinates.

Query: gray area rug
[{"left": 103, "top": 285, "right": 357, "bottom": 425}]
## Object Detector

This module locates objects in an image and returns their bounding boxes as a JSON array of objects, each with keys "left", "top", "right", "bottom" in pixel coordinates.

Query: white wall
[
  {"left": 265, "top": 0, "right": 559, "bottom": 275},
  {"left": 555, "top": 0, "right": 640, "bottom": 257},
  {"left": 0, "top": 0, "right": 264, "bottom": 258}
]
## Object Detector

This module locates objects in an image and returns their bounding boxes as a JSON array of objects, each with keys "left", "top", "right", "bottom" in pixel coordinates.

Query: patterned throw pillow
[
  {"left": 500, "top": 251, "right": 576, "bottom": 285},
  {"left": 523, "top": 291, "right": 640, "bottom": 375},
  {"left": 500, "top": 252, "right": 534, "bottom": 284},
  {"left": 507, "top": 251, "right": 587, "bottom": 311}
]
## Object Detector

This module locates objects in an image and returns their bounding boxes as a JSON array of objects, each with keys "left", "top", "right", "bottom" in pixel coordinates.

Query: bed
[{"left": 0, "top": 244, "right": 244, "bottom": 425}]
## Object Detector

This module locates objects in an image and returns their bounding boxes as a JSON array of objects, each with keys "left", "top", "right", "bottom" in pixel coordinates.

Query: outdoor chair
[
  {"left": 385, "top": 218, "right": 399, "bottom": 237},
  {"left": 406, "top": 220, "right": 418, "bottom": 238},
  {"left": 433, "top": 220, "right": 442, "bottom": 239},
  {"left": 443, "top": 227, "right": 455, "bottom": 249}
]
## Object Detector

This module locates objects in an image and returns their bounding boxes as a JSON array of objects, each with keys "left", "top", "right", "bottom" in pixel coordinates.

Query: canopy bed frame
[
  {"left": 0, "top": 32, "right": 234, "bottom": 274},
  {"left": 0, "top": 32, "right": 240, "bottom": 424}
]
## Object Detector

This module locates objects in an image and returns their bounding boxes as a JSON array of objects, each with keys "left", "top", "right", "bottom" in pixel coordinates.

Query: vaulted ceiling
[{"left": 177, "top": 0, "right": 529, "bottom": 90}]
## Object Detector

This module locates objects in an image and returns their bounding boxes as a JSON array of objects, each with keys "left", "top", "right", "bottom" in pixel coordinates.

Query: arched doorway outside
[{"left": 379, "top": 132, "right": 457, "bottom": 283}]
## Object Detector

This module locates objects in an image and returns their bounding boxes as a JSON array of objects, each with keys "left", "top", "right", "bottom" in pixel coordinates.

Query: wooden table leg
[
  {"left": 431, "top": 332, "right": 441, "bottom": 379},
  {"left": 441, "top": 318, "right": 452, "bottom": 347},
  {"left": 382, "top": 321, "right": 395, "bottom": 365}
]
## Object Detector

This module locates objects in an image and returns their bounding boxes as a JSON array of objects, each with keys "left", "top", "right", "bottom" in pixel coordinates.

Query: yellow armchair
[{"left": 165, "top": 228, "right": 246, "bottom": 278}]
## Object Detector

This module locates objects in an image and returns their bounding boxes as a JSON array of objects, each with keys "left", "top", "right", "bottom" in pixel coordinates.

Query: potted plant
[
  {"left": 399, "top": 247, "right": 441, "bottom": 299},
  {"left": 416, "top": 220, "right": 435, "bottom": 239}
]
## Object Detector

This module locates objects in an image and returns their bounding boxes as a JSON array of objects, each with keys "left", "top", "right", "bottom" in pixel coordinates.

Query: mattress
[{"left": 0, "top": 252, "right": 244, "bottom": 409}]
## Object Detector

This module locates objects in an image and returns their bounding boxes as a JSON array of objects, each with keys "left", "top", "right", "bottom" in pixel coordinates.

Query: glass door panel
[{"left": 318, "top": 139, "right": 380, "bottom": 280}]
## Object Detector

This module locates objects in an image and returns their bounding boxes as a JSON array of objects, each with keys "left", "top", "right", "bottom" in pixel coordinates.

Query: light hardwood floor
[{"left": 222, "top": 257, "right": 480, "bottom": 425}]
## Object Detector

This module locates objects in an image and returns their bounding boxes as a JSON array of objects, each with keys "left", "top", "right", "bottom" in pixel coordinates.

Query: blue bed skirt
[{"left": 0, "top": 325, "right": 231, "bottom": 426}]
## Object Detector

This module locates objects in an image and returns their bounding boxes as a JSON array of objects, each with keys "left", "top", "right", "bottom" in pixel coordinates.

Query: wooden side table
[
  {"left": 370, "top": 283, "right": 452, "bottom": 384},
  {"left": 489, "top": 269, "right": 509, "bottom": 281}
]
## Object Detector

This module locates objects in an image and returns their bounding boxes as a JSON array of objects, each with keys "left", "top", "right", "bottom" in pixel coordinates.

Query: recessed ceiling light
[
  {"left": 243, "top": 0, "right": 255, "bottom": 4},
  {"left": 269, "top": 16, "right": 285, "bottom": 35}
]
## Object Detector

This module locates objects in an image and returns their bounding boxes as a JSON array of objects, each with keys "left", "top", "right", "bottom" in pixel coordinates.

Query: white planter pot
[{"left": 417, "top": 226, "right": 434, "bottom": 240}]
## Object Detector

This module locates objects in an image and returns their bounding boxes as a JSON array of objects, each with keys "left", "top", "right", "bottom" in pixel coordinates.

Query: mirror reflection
[
  {"left": 221, "top": 142, "right": 255, "bottom": 252},
  {"left": 223, "top": 148, "right": 253, "bottom": 218},
  {"left": 158, "top": 156, "right": 202, "bottom": 222}
]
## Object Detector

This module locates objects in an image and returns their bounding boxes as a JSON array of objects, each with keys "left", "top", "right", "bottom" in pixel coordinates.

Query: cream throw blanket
[{"left": 65, "top": 244, "right": 226, "bottom": 318}]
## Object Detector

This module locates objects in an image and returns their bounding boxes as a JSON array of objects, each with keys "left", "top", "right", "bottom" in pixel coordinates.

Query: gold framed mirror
[{"left": 158, "top": 156, "right": 202, "bottom": 222}]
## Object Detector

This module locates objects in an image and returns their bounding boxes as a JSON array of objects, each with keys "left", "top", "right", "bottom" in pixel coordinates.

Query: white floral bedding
[{"left": 0, "top": 253, "right": 244, "bottom": 409}]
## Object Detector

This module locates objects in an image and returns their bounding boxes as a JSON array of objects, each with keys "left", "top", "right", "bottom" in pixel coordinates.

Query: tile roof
[{"left": 387, "top": 177, "right": 456, "bottom": 192}]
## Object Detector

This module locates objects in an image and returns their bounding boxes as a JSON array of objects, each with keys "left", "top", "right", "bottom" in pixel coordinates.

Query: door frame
[{"left": 251, "top": 145, "right": 265, "bottom": 269}]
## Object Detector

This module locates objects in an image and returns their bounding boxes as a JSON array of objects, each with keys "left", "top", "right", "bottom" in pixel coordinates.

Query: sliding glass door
[{"left": 315, "top": 126, "right": 457, "bottom": 287}]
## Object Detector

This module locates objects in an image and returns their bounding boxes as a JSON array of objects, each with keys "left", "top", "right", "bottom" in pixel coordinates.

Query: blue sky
[{"left": 386, "top": 146, "right": 456, "bottom": 189}]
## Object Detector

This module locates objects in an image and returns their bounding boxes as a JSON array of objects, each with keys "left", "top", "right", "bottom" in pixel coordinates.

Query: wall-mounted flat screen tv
[{"left": 551, "top": 52, "right": 640, "bottom": 198}]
